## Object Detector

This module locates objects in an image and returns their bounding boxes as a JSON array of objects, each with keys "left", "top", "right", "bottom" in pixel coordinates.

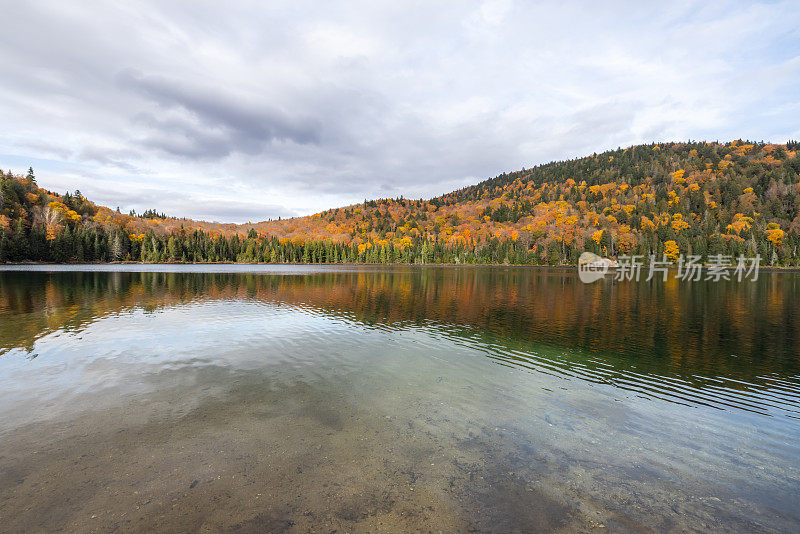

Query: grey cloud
[
  {"left": 83, "top": 182, "right": 299, "bottom": 223},
  {"left": 15, "top": 141, "right": 74, "bottom": 161},
  {"left": 116, "top": 69, "right": 321, "bottom": 159},
  {"left": 79, "top": 147, "right": 144, "bottom": 173},
  {"left": 150, "top": 194, "right": 300, "bottom": 223},
  {"left": 189, "top": 203, "right": 300, "bottom": 223},
  {"left": 0, "top": 1, "right": 798, "bottom": 222}
]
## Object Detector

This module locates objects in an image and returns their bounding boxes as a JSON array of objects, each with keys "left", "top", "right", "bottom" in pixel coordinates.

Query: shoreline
[{"left": 1, "top": 261, "right": 799, "bottom": 271}]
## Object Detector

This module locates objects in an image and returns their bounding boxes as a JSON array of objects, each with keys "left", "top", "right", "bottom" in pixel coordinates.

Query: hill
[{"left": 2, "top": 140, "right": 800, "bottom": 265}]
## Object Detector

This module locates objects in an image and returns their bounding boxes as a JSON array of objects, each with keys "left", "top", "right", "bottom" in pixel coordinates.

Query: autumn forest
[{"left": 2, "top": 140, "right": 800, "bottom": 265}]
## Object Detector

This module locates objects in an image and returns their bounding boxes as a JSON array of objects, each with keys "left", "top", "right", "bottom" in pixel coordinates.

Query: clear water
[{"left": 0, "top": 265, "right": 798, "bottom": 532}]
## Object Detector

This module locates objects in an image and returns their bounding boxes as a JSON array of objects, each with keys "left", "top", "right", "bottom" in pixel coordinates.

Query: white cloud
[{"left": 0, "top": 0, "right": 798, "bottom": 222}]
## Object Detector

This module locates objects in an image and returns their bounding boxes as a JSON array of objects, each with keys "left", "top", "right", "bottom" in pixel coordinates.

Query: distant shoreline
[{"left": 1, "top": 261, "right": 799, "bottom": 272}]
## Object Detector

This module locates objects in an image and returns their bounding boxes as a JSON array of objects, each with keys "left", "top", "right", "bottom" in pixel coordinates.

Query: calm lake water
[{"left": 0, "top": 265, "right": 798, "bottom": 532}]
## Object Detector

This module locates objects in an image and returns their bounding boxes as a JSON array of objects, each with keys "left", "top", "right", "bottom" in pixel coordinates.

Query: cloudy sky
[{"left": 1, "top": 1, "right": 798, "bottom": 222}]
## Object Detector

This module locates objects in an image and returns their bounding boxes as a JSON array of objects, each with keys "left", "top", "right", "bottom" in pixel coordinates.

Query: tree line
[{"left": 3, "top": 139, "right": 800, "bottom": 265}]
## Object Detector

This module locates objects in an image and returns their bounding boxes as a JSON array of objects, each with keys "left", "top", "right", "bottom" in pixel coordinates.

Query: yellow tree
[
  {"left": 664, "top": 240, "right": 680, "bottom": 262},
  {"left": 765, "top": 223, "right": 784, "bottom": 248},
  {"left": 671, "top": 213, "right": 690, "bottom": 232}
]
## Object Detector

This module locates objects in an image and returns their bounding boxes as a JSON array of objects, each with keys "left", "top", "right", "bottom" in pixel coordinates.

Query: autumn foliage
[{"left": 2, "top": 140, "right": 800, "bottom": 265}]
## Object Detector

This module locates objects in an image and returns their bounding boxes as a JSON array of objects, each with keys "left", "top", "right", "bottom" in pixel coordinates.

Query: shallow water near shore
[{"left": 0, "top": 265, "right": 799, "bottom": 532}]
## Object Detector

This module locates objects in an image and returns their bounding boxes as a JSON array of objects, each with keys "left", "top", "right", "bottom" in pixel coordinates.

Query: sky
[{"left": 1, "top": 1, "right": 799, "bottom": 223}]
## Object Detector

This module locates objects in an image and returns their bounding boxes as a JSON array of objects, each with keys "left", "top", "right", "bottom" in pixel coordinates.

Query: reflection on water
[
  {"left": 3, "top": 266, "right": 799, "bottom": 418},
  {"left": 0, "top": 265, "right": 799, "bottom": 532}
]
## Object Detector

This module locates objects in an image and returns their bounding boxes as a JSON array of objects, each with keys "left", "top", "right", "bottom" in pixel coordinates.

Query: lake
[{"left": 0, "top": 265, "right": 798, "bottom": 532}]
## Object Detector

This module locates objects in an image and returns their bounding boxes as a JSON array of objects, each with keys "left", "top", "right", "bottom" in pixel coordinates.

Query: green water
[{"left": 0, "top": 265, "right": 798, "bottom": 532}]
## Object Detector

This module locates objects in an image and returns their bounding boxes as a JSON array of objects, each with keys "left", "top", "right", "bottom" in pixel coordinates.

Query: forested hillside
[{"left": 2, "top": 140, "right": 800, "bottom": 265}]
